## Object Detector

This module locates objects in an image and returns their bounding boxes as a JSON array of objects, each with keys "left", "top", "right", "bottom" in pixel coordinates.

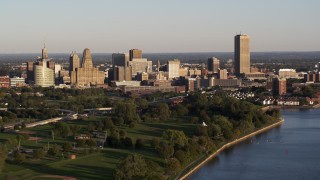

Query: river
[{"left": 189, "top": 109, "right": 320, "bottom": 180}]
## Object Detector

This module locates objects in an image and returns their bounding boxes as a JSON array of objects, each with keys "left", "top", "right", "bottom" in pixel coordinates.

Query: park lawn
[
  {"left": 1, "top": 116, "right": 197, "bottom": 179},
  {"left": 2, "top": 148, "right": 164, "bottom": 180}
]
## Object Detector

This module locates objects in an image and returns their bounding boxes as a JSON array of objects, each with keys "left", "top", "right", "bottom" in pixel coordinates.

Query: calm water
[{"left": 189, "top": 109, "right": 320, "bottom": 180}]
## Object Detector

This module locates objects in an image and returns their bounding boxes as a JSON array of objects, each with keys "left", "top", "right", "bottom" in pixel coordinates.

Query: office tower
[
  {"left": 32, "top": 46, "right": 55, "bottom": 87},
  {"left": 70, "top": 48, "right": 105, "bottom": 86},
  {"left": 129, "top": 49, "right": 142, "bottom": 61},
  {"left": 207, "top": 57, "right": 220, "bottom": 73},
  {"left": 129, "top": 59, "right": 152, "bottom": 77},
  {"left": 112, "top": 53, "right": 131, "bottom": 81},
  {"left": 112, "top": 53, "right": 129, "bottom": 67},
  {"left": 218, "top": 69, "right": 228, "bottom": 79},
  {"left": 26, "top": 61, "right": 34, "bottom": 83},
  {"left": 272, "top": 78, "right": 286, "bottom": 96},
  {"left": 234, "top": 34, "right": 250, "bottom": 76},
  {"left": 167, "top": 59, "right": 180, "bottom": 79},
  {"left": 34, "top": 59, "right": 55, "bottom": 87},
  {"left": 69, "top": 51, "right": 80, "bottom": 72}
]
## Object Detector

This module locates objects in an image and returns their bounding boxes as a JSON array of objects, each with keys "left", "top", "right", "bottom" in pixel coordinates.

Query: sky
[{"left": 0, "top": 0, "right": 319, "bottom": 53}]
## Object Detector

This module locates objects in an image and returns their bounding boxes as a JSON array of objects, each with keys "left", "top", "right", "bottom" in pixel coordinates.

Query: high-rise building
[
  {"left": 129, "top": 58, "right": 152, "bottom": 77},
  {"left": 26, "top": 61, "right": 34, "bottom": 83},
  {"left": 167, "top": 59, "right": 180, "bottom": 79},
  {"left": 33, "top": 46, "right": 55, "bottom": 87},
  {"left": 112, "top": 53, "right": 131, "bottom": 81},
  {"left": 234, "top": 34, "right": 250, "bottom": 76},
  {"left": 272, "top": 78, "right": 287, "bottom": 96},
  {"left": 69, "top": 51, "right": 80, "bottom": 72},
  {"left": 70, "top": 48, "right": 105, "bottom": 86},
  {"left": 207, "top": 57, "right": 220, "bottom": 73},
  {"left": 129, "top": 49, "right": 142, "bottom": 61}
]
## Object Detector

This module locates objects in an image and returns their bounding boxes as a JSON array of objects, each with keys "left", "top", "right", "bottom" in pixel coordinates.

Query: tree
[
  {"left": 166, "top": 158, "right": 181, "bottom": 175},
  {"left": 14, "top": 152, "right": 26, "bottom": 164},
  {"left": 62, "top": 142, "right": 73, "bottom": 152},
  {"left": 123, "top": 137, "right": 133, "bottom": 148},
  {"left": 174, "top": 150, "right": 189, "bottom": 165},
  {"left": 157, "top": 141, "right": 174, "bottom": 160},
  {"left": 153, "top": 103, "right": 170, "bottom": 121},
  {"left": 48, "top": 144, "right": 61, "bottom": 157},
  {"left": 0, "top": 145, "right": 7, "bottom": 173},
  {"left": 86, "top": 139, "right": 97, "bottom": 147},
  {"left": 33, "top": 148, "right": 46, "bottom": 159},
  {"left": 115, "top": 154, "right": 148, "bottom": 180},
  {"left": 163, "top": 129, "right": 188, "bottom": 147},
  {"left": 135, "top": 139, "right": 145, "bottom": 149}
]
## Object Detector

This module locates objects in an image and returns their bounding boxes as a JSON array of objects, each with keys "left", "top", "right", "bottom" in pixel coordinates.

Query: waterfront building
[
  {"left": 70, "top": 48, "right": 105, "bottom": 86},
  {"left": 272, "top": 78, "right": 287, "bottom": 96},
  {"left": 207, "top": 57, "right": 220, "bottom": 73},
  {"left": 234, "top": 34, "right": 251, "bottom": 76},
  {"left": 167, "top": 59, "right": 180, "bottom": 79}
]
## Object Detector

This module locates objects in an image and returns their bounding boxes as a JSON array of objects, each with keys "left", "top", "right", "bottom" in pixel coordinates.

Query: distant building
[
  {"left": 33, "top": 46, "right": 55, "bottom": 87},
  {"left": 272, "top": 78, "right": 287, "bottom": 96},
  {"left": 304, "top": 72, "right": 320, "bottom": 82},
  {"left": 234, "top": 34, "right": 250, "bottom": 76},
  {"left": 0, "top": 76, "right": 10, "bottom": 88},
  {"left": 278, "top": 69, "right": 298, "bottom": 79},
  {"left": 207, "top": 57, "right": 220, "bottom": 73},
  {"left": 10, "top": 77, "right": 26, "bottom": 87},
  {"left": 112, "top": 53, "right": 131, "bottom": 81},
  {"left": 129, "top": 58, "right": 152, "bottom": 77},
  {"left": 167, "top": 59, "right": 180, "bottom": 79},
  {"left": 218, "top": 69, "right": 228, "bottom": 79},
  {"left": 136, "top": 72, "right": 149, "bottom": 81},
  {"left": 69, "top": 51, "right": 80, "bottom": 73},
  {"left": 129, "top": 49, "right": 142, "bottom": 61},
  {"left": 70, "top": 49, "right": 105, "bottom": 86}
]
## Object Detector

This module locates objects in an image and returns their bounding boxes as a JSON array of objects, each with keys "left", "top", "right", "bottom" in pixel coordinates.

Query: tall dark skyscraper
[{"left": 234, "top": 34, "right": 250, "bottom": 76}]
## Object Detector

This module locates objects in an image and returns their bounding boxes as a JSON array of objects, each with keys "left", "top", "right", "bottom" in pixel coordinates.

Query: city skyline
[{"left": 0, "top": 0, "right": 320, "bottom": 53}]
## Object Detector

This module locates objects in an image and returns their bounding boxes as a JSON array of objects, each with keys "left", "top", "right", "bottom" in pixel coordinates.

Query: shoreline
[{"left": 179, "top": 119, "right": 285, "bottom": 180}]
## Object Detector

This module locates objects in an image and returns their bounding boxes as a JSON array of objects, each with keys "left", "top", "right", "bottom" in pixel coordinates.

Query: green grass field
[{"left": 0, "top": 116, "right": 197, "bottom": 179}]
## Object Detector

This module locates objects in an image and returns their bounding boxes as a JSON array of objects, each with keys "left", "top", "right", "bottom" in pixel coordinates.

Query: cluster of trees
[
  {"left": 115, "top": 154, "right": 163, "bottom": 180},
  {"left": 51, "top": 122, "right": 82, "bottom": 138}
]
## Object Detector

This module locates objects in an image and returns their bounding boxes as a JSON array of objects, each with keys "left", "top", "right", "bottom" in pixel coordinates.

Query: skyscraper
[
  {"left": 129, "top": 49, "right": 142, "bottom": 61},
  {"left": 234, "top": 34, "right": 250, "bottom": 76},
  {"left": 112, "top": 53, "right": 131, "bottom": 81},
  {"left": 69, "top": 51, "right": 80, "bottom": 72},
  {"left": 167, "top": 59, "right": 180, "bottom": 79},
  {"left": 70, "top": 48, "right": 105, "bottom": 86},
  {"left": 34, "top": 46, "right": 54, "bottom": 87},
  {"left": 207, "top": 57, "right": 220, "bottom": 73}
]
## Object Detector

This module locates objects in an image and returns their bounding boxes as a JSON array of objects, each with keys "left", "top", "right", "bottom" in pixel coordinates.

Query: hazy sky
[{"left": 0, "top": 0, "right": 319, "bottom": 53}]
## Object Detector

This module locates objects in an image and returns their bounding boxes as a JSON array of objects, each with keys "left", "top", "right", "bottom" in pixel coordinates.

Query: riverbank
[{"left": 179, "top": 119, "right": 285, "bottom": 180}]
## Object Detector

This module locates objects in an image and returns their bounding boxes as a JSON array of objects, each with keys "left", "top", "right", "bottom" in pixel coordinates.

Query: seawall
[{"left": 179, "top": 119, "right": 285, "bottom": 180}]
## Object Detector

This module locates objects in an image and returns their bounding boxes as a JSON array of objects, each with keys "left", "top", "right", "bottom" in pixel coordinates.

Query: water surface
[{"left": 190, "top": 109, "right": 320, "bottom": 180}]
